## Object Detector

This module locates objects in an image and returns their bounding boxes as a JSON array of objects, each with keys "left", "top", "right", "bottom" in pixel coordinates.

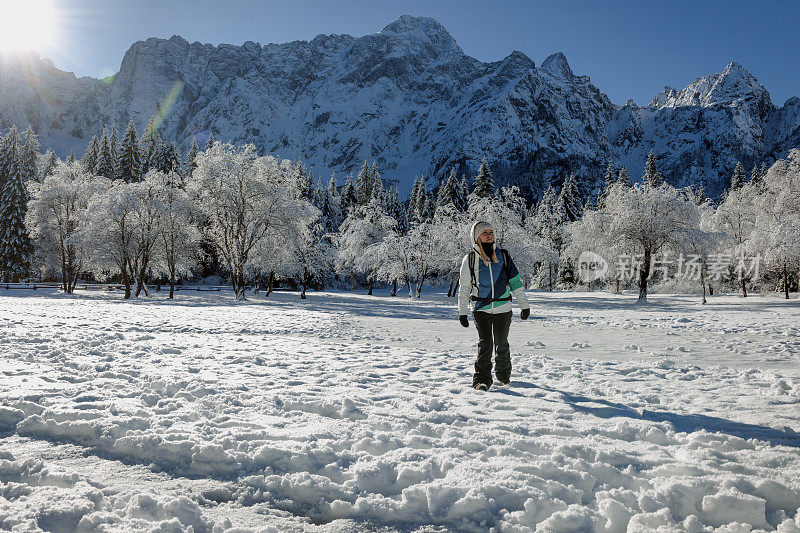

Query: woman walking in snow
[{"left": 458, "top": 221, "right": 530, "bottom": 391}]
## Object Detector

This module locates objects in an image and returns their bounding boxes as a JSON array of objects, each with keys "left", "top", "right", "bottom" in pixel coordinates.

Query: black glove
[
  {"left": 520, "top": 308, "right": 530, "bottom": 320},
  {"left": 459, "top": 315, "right": 469, "bottom": 328}
]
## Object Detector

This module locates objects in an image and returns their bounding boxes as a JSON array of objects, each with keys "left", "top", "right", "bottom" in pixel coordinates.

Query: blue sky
[{"left": 49, "top": 0, "right": 799, "bottom": 106}]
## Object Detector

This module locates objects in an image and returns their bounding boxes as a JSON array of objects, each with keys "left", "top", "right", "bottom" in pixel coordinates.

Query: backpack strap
[
  {"left": 468, "top": 250, "right": 476, "bottom": 289},
  {"left": 501, "top": 248, "right": 510, "bottom": 280}
]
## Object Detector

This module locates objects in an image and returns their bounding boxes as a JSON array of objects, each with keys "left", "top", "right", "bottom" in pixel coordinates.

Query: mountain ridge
[{"left": 0, "top": 15, "right": 797, "bottom": 197}]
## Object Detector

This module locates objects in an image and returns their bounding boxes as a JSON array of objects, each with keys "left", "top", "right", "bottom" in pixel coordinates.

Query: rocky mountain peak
[
  {"left": 649, "top": 62, "right": 771, "bottom": 110},
  {"left": 539, "top": 52, "right": 573, "bottom": 78}
]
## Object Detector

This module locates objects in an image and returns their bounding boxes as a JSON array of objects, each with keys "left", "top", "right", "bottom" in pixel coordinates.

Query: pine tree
[
  {"left": 66, "top": 150, "right": 76, "bottom": 165},
  {"left": 19, "top": 126, "right": 40, "bottom": 183},
  {"left": 457, "top": 176, "right": 469, "bottom": 212},
  {"left": 730, "top": 161, "right": 745, "bottom": 191},
  {"left": 296, "top": 159, "right": 313, "bottom": 199},
  {"left": 158, "top": 142, "right": 182, "bottom": 176},
  {"left": 386, "top": 186, "right": 407, "bottom": 234},
  {"left": 596, "top": 161, "right": 616, "bottom": 206},
  {"left": 749, "top": 164, "right": 760, "bottom": 185},
  {"left": 340, "top": 173, "right": 357, "bottom": 214},
  {"left": 643, "top": 149, "right": 663, "bottom": 187},
  {"left": 602, "top": 161, "right": 615, "bottom": 186},
  {"left": 117, "top": 119, "right": 140, "bottom": 182},
  {"left": 409, "top": 177, "right": 431, "bottom": 223},
  {"left": 184, "top": 139, "right": 199, "bottom": 177},
  {"left": 95, "top": 126, "right": 115, "bottom": 178},
  {"left": 82, "top": 135, "right": 100, "bottom": 173},
  {"left": 0, "top": 127, "right": 21, "bottom": 193},
  {"left": 109, "top": 123, "right": 119, "bottom": 172},
  {"left": 473, "top": 156, "right": 496, "bottom": 198},
  {"left": 205, "top": 132, "right": 215, "bottom": 151},
  {"left": 437, "top": 167, "right": 459, "bottom": 209},
  {"left": 558, "top": 174, "right": 583, "bottom": 222},
  {"left": 139, "top": 116, "right": 162, "bottom": 174},
  {"left": 325, "top": 174, "right": 342, "bottom": 231},
  {"left": 355, "top": 160, "right": 372, "bottom": 205},
  {"left": 370, "top": 162, "right": 384, "bottom": 203},
  {"left": 617, "top": 166, "right": 632, "bottom": 187},
  {"left": 0, "top": 128, "right": 33, "bottom": 281},
  {"left": 42, "top": 150, "right": 58, "bottom": 180},
  {"left": 408, "top": 177, "right": 420, "bottom": 219}
]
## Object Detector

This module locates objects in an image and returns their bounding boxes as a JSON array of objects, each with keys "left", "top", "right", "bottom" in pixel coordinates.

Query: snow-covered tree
[
  {"left": 597, "top": 161, "right": 616, "bottom": 206},
  {"left": 558, "top": 174, "right": 584, "bottom": 223},
  {"left": 472, "top": 156, "right": 496, "bottom": 198},
  {"left": 565, "top": 205, "right": 620, "bottom": 291},
  {"left": 82, "top": 135, "right": 100, "bottom": 173},
  {"left": 127, "top": 176, "right": 165, "bottom": 297},
  {"left": 320, "top": 175, "right": 343, "bottom": 233},
  {"left": 139, "top": 117, "right": 162, "bottom": 175},
  {"left": 643, "top": 149, "right": 663, "bottom": 187},
  {"left": 436, "top": 168, "right": 458, "bottom": 209},
  {"left": 355, "top": 160, "right": 373, "bottom": 205},
  {"left": 597, "top": 181, "right": 701, "bottom": 301},
  {"left": 714, "top": 180, "right": 759, "bottom": 296},
  {"left": 375, "top": 231, "right": 414, "bottom": 296},
  {"left": 384, "top": 185, "right": 408, "bottom": 235},
  {"left": 280, "top": 212, "right": 334, "bottom": 299},
  {"left": 337, "top": 199, "right": 397, "bottom": 295},
  {"left": 25, "top": 162, "right": 98, "bottom": 293},
  {"left": 429, "top": 203, "right": 469, "bottom": 296},
  {"left": 617, "top": 166, "right": 631, "bottom": 188},
  {"left": 456, "top": 176, "right": 469, "bottom": 212},
  {"left": 370, "top": 163, "right": 384, "bottom": 204},
  {"left": 66, "top": 150, "right": 76, "bottom": 165},
  {"left": 339, "top": 173, "right": 358, "bottom": 216},
  {"left": 146, "top": 170, "right": 201, "bottom": 298},
  {"left": 405, "top": 222, "right": 440, "bottom": 298},
  {"left": 81, "top": 178, "right": 140, "bottom": 298},
  {"left": 0, "top": 127, "right": 33, "bottom": 280},
  {"left": 526, "top": 186, "right": 564, "bottom": 290},
  {"left": 19, "top": 126, "right": 40, "bottom": 183},
  {"left": 745, "top": 150, "right": 800, "bottom": 299},
  {"left": 117, "top": 119, "right": 141, "bottom": 183},
  {"left": 184, "top": 139, "right": 200, "bottom": 178},
  {"left": 95, "top": 126, "right": 116, "bottom": 179},
  {"left": 157, "top": 142, "right": 182, "bottom": 176},
  {"left": 729, "top": 161, "right": 745, "bottom": 191},
  {"left": 188, "top": 142, "right": 310, "bottom": 299},
  {"left": 40, "top": 149, "right": 58, "bottom": 182}
]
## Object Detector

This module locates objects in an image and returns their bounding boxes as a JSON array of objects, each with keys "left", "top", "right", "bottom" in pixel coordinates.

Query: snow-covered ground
[{"left": 1, "top": 288, "right": 799, "bottom": 532}]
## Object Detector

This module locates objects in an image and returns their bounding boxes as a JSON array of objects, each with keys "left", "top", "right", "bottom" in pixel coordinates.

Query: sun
[{"left": 0, "top": 0, "right": 56, "bottom": 53}]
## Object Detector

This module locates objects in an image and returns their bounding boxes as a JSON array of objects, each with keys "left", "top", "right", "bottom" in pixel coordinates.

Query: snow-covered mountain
[
  {"left": 0, "top": 15, "right": 798, "bottom": 197},
  {"left": 608, "top": 62, "right": 799, "bottom": 192}
]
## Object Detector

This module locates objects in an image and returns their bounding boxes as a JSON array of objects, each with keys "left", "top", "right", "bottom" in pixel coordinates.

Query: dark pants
[{"left": 472, "top": 310, "right": 512, "bottom": 387}]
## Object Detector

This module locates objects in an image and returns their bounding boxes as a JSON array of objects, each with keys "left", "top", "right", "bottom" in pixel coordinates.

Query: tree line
[{"left": 0, "top": 121, "right": 797, "bottom": 301}]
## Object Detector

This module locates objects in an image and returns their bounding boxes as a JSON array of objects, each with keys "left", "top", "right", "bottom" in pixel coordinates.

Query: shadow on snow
[{"left": 513, "top": 381, "right": 800, "bottom": 448}]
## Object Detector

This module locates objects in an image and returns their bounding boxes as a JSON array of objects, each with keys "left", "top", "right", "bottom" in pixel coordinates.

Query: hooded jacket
[{"left": 458, "top": 225, "right": 530, "bottom": 315}]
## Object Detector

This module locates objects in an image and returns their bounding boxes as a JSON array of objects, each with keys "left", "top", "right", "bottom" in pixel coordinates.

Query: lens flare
[
  {"left": 153, "top": 80, "right": 185, "bottom": 129},
  {"left": 0, "top": 0, "right": 56, "bottom": 52}
]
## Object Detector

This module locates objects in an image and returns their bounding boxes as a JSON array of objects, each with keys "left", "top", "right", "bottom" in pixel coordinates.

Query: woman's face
[{"left": 478, "top": 228, "right": 494, "bottom": 244}]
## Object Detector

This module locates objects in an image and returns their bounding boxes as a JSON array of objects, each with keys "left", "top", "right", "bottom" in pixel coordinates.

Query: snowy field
[{"left": 0, "top": 288, "right": 799, "bottom": 533}]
